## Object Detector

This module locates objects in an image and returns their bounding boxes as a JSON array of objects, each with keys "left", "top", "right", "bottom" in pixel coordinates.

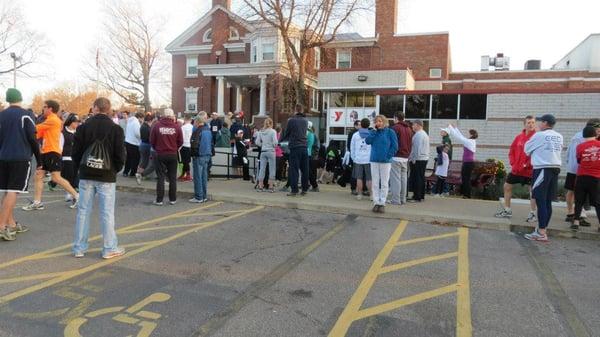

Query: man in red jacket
[
  {"left": 390, "top": 112, "right": 413, "bottom": 205},
  {"left": 150, "top": 108, "right": 183, "bottom": 205},
  {"left": 495, "top": 115, "right": 537, "bottom": 221}
]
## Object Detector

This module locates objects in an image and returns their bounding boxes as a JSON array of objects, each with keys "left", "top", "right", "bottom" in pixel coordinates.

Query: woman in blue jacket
[{"left": 366, "top": 115, "right": 398, "bottom": 213}]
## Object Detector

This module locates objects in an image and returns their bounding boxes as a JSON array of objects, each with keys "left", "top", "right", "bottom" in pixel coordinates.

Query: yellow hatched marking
[
  {"left": 396, "top": 232, "right": 459, "bottom": 246},
  {"left": 456, "top": 228, "right": 472, "bottom": 337},
  {"left": 379, "top": 252, "right": 458, "bottom": 275},
  {"left": 353, "top": 284, "right": 459, "bottom": 321},
  {"left": 0, "top": 205, "right": 262, "bottom": 305},
  {"left": 0, "top": 202, "right": 222, "bottom": 271},
  {"left": 328, "top": 224, "right": 472, "bottom": 337}
]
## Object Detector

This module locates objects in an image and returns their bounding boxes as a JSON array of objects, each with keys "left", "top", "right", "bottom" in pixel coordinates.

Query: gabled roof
[{"left": 166, "top": 5, "right": 255, "bottom": 53}]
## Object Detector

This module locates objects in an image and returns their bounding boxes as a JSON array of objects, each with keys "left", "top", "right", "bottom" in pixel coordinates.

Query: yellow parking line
[
  {"left": 0, "top": 272, "right": 67, "bottom": 285},
  {"left": 456, "top": 228, "right": 472, "bottom": 337},
  {"left": 0, "top": 205, "right": 263, "bottom": 305},
  {"left": 328, "top": 220, "right": 408, "bottom": 337},
  {"left": 379, "top": 252, "right": 458, "bottom": 275},
  {"left": 39, "top": 241, "right": 164, "bottom": 259},
  {"left": 120, "top": 223, "right": 210, "bottom": 234},
  {"left": 353, "top": 284, "right": 458, "bottom": 321},
  {"left": 0, "top": 203, "right": 222, "bottom": 271},
  {"left": 396, "top": 232, "right": 459, "bottom": 246}
]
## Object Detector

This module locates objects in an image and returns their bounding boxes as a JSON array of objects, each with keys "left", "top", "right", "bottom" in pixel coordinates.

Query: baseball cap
[
  {"left": 163, "top": 108, "right": 175, "bottom": 117},
  {"left": 535, "top": 114, "right": 556, "bottom": 126}
]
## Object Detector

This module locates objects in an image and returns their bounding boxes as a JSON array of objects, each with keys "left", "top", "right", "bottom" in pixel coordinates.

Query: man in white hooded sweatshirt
[{"left": 523, "top": 114, "right": 563, "bottom": 242}]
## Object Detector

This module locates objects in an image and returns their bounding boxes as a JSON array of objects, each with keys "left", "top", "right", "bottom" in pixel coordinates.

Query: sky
[{"left": 3, "top": 0, "right": 599, "bottom": 105}]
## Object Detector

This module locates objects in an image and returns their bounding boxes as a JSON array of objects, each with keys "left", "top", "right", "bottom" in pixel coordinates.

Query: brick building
[{"left": 168, "top": 0, "right": 600, "bottom": 171}]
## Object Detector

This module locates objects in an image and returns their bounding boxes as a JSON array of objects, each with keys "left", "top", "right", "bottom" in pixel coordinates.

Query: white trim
[
  {"left": 324, "top": 37, "right": 378, "bottom": 48},
  {"left": 203, "top": 28, "right": 213, "bottom": 43},
  {"left": 198, "top": 62, "right": 284, "bottom": 76},
  {"left": 21, "top": 115, "right": 34, "bottom": 128},
  {"left": 168, "top": 45, "right": 213, "bottom": 55},
  {"left": 443, "top": 77, "right": 600, "bottom": 84},
  {"left": 393, "top": 31, "right": 449, "bottom": 37},
  {"left": 186, "top": 55, "right": 198, "bottom": 77},
  {"left": 319, "top": 85, "right": 406, "bottom": 90},
  {"left": 22, "top": 161, "right": 31, "bottom": 192},
  {"left": 0, "top": 190, "right": 29, "bottom": 194},
  {"left": 229, "top": 27, "right": 240, "bottom": 41},
  {"left": 429, "top": 68, "right": 442, "bottom": 78},
  {"left": 223, "top": 42, "right": 246, "bottom": 53}
]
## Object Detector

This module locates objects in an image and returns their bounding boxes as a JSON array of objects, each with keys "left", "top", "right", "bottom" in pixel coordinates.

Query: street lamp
[{"left": 9, "top": 52, "right": 20, "bottom": 88}]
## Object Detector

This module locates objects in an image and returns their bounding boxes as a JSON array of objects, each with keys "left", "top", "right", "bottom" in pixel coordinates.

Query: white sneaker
[
  {"left": 524, "top": 229, "right": 548, "bottom": 242},
  {"left": 526, "top": 212, "right": 537, "bottom": 223},
  {"left": 135, "top": 173, "right": 142, "bottom": 185},
  {"left": 188, "top": 198, "right": 204, "bottom": 203}
]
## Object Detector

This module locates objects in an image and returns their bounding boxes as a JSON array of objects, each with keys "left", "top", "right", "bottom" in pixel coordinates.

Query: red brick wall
[
  {"left": 228, "top": 51, "right": 248, "bottom": 63},
  {"left": 375, "top": 0, "right": 397, "bottom": 37},
  {"left": 182, "top": 26, "right": 212, "bottom": 47}
]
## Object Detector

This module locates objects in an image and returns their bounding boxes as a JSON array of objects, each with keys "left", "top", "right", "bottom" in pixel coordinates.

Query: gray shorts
[{"left": 353, "top": 163, "right": 371, "bottom": 181}]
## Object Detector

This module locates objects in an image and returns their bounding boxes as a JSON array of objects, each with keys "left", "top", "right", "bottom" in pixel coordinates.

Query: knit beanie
[{"left": 5, "top": 88, "right": 23, "bottom": 103}]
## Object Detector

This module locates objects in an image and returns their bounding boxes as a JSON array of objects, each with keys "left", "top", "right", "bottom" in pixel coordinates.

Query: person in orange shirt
[{"left": 22, "top": 100, "right": 79, "bottom": 211}]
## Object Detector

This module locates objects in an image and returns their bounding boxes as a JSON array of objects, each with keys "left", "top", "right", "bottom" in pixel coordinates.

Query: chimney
[
  {"left": 212, "top": 0, "right": 231, "bottom": 10},
  {"left": 375, "top": 0, "right": 398, "bottom": 37}
]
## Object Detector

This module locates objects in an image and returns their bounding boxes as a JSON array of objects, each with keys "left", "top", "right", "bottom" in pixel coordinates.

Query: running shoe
[
  {"left": 526, "top": 212, "right": 537, "bottom": 223},
  {"left": 565, "top": 214, "right": 574, "bottom": 222},
  {"left": 570, "top": 223, "right": 579, "bottom": 231},
  {"left": 188, "top": 198, "right": 204, "bottom": 203},
  {"left": 494, "top": 208, "right": 512, "bottom": 218},
  {"left": 9, "top": 222, "right": 29, "bottom": 234},
  {"left": 22, "top": 201, "right": 44, "bottom": 211},
  {"left": 153, "top": 201, "right": 164, "bottom": 206},
  {"left": 169, "top": 201, "right": 177, "bottom": 205},
  {"left": 69, "top": 198, "right": 78, "bottom": 209},
  {"left": 73, "top": 251, "right": 85, "bottom": 258},
  {"left": 524, "top": 229, "right": 549, "bottom": 242},
  {"left": 135, "top": 173, "right": 142, "bottom": 185},
  {"left": 579, "top": 218, "right": 591, "bottom": 227},
  {"left": 0, "top": 227, "right": 16, "bottom": 241},
  {"left": 102, "top": 247, "right": 125, "bottom": 259}
]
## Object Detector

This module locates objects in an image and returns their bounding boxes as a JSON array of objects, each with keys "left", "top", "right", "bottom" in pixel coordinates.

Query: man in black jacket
[
  {"left": 71, "top": 97, "right": 126, "bottom": 259},
  {"left": 281, "top": 104, "right": 309, "bottom": 196}
]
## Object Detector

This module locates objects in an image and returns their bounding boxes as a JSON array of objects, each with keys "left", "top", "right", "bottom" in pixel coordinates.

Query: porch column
[
  {"left": 235, "top": 85, "right": 242, "bottom": 112},
  {"left": 259, "top": 74, "right": 267, "bottom": 116},
  {"left": 216, "top": 76, "right": 225, "bottom": 116}
]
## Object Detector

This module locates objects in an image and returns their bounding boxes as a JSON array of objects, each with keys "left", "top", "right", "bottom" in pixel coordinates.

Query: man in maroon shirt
[
  {"left": 571, "top": 125, "right": 600, "bottom": 231},
  {"left": 150, "top": 109, "right": 183, "bottom": 205}
]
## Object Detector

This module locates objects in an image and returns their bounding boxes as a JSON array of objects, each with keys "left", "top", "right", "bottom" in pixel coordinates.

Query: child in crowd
[{"left": 433, "top": 145, "right": 450, "bottom": 197}]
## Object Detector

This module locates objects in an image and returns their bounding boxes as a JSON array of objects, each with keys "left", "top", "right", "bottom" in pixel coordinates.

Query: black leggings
[
  {"left": 574, "top": 175, "right": 599, "bottom": 223},
  {"left": 179, "top": 147, "right": 191, "bottom": 174},
  {"left": 461, "top": 162, "right": 475, "bottom": 198},
  {"left": 124, "top": 143, "right": 140, "bottom": 176}
]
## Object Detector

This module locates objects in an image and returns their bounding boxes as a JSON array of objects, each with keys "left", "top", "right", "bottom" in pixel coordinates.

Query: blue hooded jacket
[
  {"left": 193, "top": 124, "right": 213, "bottom": 157},
  {"left": 365, "top": 127, "right": 398, "bottom": 163}
]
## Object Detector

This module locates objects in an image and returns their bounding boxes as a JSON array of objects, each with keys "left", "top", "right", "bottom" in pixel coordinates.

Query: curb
[{"left": 116, "top": 185, "right": 600, "bottom": 241}]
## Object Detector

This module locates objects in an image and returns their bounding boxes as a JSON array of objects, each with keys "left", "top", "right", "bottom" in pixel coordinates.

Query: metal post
[{"left": 10, "top": 52, "right": 18, "bottom": 88}]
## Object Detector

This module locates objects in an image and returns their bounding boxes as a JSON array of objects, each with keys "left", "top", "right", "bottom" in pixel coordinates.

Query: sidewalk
[{"left": 116, "top": 176, "right": 600, "bottom": 241}]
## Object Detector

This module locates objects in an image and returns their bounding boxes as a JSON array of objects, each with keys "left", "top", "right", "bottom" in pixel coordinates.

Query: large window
[
  {"left": 431, "top": 94, "right": 458, "bottom": 119},
  {"left": 186, "top": 56, "right": 198, "bottom": 77},
  {"left": 337, "top": 50, "right": 351, "bottom": 69},
  {"left": 314, "top": 47, "right": 321, "bottom": 70},
  {"left": 262, "top": 43, "right": 275, "bottom": 61},
  {"left": 186, "top": 91, "right": 197, "bottom": 112},
  {"left": 460, "top": 95, "right": 487, "bottom": 119},
  {"left": 346, "top": 92, "right": 364, "bottom": 108},
  {"left": 379, "top": 95, "right": 403, "bottom": 119},
  {"left": 251, "top": 45, "right": 257, "bottom": 63},
  {"left": 405, "top": 95, "right": 429, "bottom": 120}
]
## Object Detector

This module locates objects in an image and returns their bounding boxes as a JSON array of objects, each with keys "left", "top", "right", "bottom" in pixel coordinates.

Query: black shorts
[
  {"left": 0, "top": 161, "right": 32, "bottom": 193},
  {"left": 564, "top": 173, "right": 576, "bottom": 191},
  {"left": 41, "top": 152, "right": 62, "bottom": 172},
  {"left": 506, "top": 173, "right": 532, "bottom": 186}
]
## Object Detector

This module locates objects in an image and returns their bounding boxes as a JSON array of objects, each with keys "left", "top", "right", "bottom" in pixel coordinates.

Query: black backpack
[
  {"left": 80, "top": 136, "right": 112, "bottom": 174},
  {"left": 190, "top": 127, "right": 202, "bottom": 157},
  {"left": 190, "top": 127, "right": 215, "bottom": 157}
]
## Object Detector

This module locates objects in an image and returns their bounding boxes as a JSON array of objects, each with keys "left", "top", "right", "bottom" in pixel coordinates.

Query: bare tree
[
  {"left": 91, "top": 0, "right": 166, "bottom": 112},
  {"left": 242, "top": 0, "right": 370, "bottom": 105},
  {"left": 0, "top": 1, "right": 46, "bottom": 82}
]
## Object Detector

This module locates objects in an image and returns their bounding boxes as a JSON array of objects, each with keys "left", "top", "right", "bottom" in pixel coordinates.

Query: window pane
[
  {"left": 330, "top": 92, "right": 345, "bottom": 108},
  {"left": 431, "top": 95, "right": 458, "bottom": 119},
  {"left": 263, "top": 43, "right": 274, "bottom": 61},
  {"left": 379, "top": 95, "right": 403, "bottom": 119},
  {"left": 337, "top": 50, "right": 351, "bottom": 69},
  {"left": 460, "top": 94, "right": 487, "bottom": 120},
  {"left": 405, "top": 95, "right": 429, "bottom": 119},
  {"left": 330, "top": 127, "right": 345, "bottom": 135},
  {"left": 364, "top": 92, "right": 375, "bottom": 107},
  {"left": 346, "top": 92, "right": 363, "bottom": 107}
]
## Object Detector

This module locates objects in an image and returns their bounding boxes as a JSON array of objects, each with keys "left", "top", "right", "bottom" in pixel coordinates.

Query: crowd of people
[{"left": 1, "top": 87, "right": 599, "bottom": 250}]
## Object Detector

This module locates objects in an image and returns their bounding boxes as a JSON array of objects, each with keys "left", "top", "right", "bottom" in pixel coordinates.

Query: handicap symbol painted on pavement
[{"left": 64, "top": 292, "right": 171, "bottom": 337}]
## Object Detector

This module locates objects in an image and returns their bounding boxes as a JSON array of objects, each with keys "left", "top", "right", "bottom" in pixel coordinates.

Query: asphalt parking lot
[{"left": 1, "top": 191, "right": 599, "bottom": 337}]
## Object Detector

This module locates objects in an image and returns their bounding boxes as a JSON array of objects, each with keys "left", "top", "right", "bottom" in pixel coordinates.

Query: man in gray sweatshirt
[{"left": 408, "top": 120, "right": 430, "bottom": 202}]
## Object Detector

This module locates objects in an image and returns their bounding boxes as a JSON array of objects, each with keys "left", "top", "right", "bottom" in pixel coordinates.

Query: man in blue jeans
[
  {"left": 72, "top": 97, "right": 126, "bottom": 259},
  {"left": 190, "top": 115, "right": 213, "bottom": 203},
  {"left": 281, "top": 104, "right": 309, "bottom": 196},
  {"left": 524, "top": 114, "right": 563, "bottom": 242}
]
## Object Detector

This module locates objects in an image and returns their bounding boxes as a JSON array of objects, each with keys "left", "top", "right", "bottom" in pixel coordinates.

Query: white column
[
  {"left": 216, "top": 76, "right": 225, "bottom": 116},
  {"left": 259, "top": 75, "right": 267, "bottom": 116},
  {"left": 236, "top": 85, "right": 242, "bottom": 112}
]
